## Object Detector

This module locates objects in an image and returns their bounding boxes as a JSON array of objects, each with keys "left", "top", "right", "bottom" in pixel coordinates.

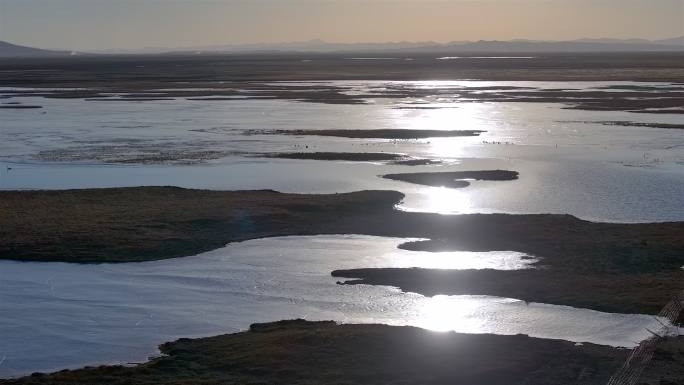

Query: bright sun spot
[
  {"left": 383, "top": 249, "right": 536, "bottom": 270},
  {"left": 416, "top": 295, "right": 485, "bottom": 333},
  {"left": 388, "top": 92, "right": 495, "bottom": 159},
  {"left": 422, "top": 186, "right": 472, "bottom": 214}
]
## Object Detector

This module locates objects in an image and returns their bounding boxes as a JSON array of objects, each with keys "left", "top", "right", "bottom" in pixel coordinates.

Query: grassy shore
[
  {"left": 0, "top": 319, "right": 630, "bottom": 385},
  {"left": 332, "top": 268, "right": 683, "bottom": 314},
  {"left": 1, "top": 187, "right": 682, "bottom": 315},
  {"left": 381, "top": 170, "right": 519, "bottom": 188},
  {"left": 0, "top": 187, "right": 401, "bottom": 263}
]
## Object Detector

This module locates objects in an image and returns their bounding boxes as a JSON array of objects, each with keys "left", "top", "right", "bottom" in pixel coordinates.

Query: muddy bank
[
  {"left": 382, "top": 170, "right": 519, "bottom": 188},
  {"left": 254, "top": 129, "right": 484, "bottom": 139},
  {"left": 0, "top": 319, "right": 627, "bottom": 385}
]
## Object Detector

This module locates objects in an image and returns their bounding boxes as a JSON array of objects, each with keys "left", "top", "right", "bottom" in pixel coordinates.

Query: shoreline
[
  {"left": 2, "top": 52, "right": 683, "bottom": 384},
  {"left": 1, "top": 186, "right": 682, "bottom": 316},
  {"left": 2, "top": 53, "right": 683, "bottom": 113},
  {"left": 1, "top": 320, "right": 680, "bottom": 384},
  {"left": 0, "top": 319, "right": 635, "bottom": 384},
  {"left": 382, "top": 170, "right": 519, "bottom": 188}
]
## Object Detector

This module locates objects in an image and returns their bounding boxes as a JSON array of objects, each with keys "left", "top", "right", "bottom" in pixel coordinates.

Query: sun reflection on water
[
  {"left": 420, "top": 186, "right": 473, "bottom": 214},
  {"left": 383, "top": 249, "right": 537, "bottom": 270},
  {"left": 387, "top": 97, "right": 507, "bottom": 160},
  {"left": 415, "top": 295, "right": 486, "bottom": 333},
  {"left": 426, "top": 106, "right": 494, "bottom": 158}
]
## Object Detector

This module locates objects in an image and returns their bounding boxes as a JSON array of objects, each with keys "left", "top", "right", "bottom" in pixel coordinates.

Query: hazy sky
[{"left": 1, "top": 0, "right": 682, "bottom": 50}]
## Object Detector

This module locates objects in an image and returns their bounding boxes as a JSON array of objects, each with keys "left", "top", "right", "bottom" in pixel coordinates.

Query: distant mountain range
[
  {"left": 0, "top": 41, "right": 75, "bottom": 57},
  {"left": 1, "top": 37, "right": 682, "bottom": 57}
]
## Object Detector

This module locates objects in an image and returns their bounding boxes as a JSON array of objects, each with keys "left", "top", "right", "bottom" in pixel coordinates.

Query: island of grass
[
  {"left": 255, "top": 128, "right": 484, "bottom": 139},
  {"left": 0, "top": 319, "right": 634, "bottom": 385},
  {"left": 332, "top": 267, "right": 683, "bottom": 315},
  {"left": 1, "top": 187, "right": 683, "bottom": 316},
  {"left": 382, "top": 170, "right": 519, "bottom": 188}
]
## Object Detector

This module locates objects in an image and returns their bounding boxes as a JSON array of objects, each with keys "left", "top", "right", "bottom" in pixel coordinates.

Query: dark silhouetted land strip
[
  {"left": 333, "top": 224, "right": 684, "bottom": 315},
  {"left": 382, "top": 170, "right": 519, "bottom": 188},
  {"left": 257, "top": 129, "right": 484, "bottom": 139},
  {"left": 6, "top": 186, "right": 681, "bottom": 268},
  {"left": 1, "top": 52, "right": 682, "bottom": 84},
  {"left": 2, "top": 53, "right": 683, "bottom": 112},
  {"left": 0, "top": 188, "right": 401, "bottom": 263},
  {"left": 0, "top": 319, "right": 629, "bottom": 385}
]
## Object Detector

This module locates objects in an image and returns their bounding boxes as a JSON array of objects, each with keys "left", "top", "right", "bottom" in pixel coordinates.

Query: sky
[{"left": 0, "top": 0, "right": 682, "bottom": 50}]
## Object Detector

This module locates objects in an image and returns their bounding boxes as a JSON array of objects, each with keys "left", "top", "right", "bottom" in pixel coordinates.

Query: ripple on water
[{"left": 0, "top": 235, "right": 670, "bottom": 377}]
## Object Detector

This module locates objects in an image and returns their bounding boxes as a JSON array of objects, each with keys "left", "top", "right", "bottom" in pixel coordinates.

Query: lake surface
[
  {"left": 0, "top": 235, "right": 670, "bottom": 377},
  {"left": 2, "top": 81, "right": 683, "bottom": 222},
  {"left": 0, "top": 80, "right": 682, "bottom": 376}
]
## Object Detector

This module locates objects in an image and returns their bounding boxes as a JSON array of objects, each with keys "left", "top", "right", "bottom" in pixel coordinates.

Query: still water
[
  {"left": 0, "top": 81, "right": 682, "bottom": 376},
  {"left": 1, "top": 82, "right": 682, "bottom": 222},
  {"left": 0, "top": 235, "right": 669, "bottom": 376}
]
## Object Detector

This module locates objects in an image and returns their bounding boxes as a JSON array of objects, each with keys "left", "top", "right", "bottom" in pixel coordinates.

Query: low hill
[{"left": 0, "top": 41, "right": 73, "bottom": 58}]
